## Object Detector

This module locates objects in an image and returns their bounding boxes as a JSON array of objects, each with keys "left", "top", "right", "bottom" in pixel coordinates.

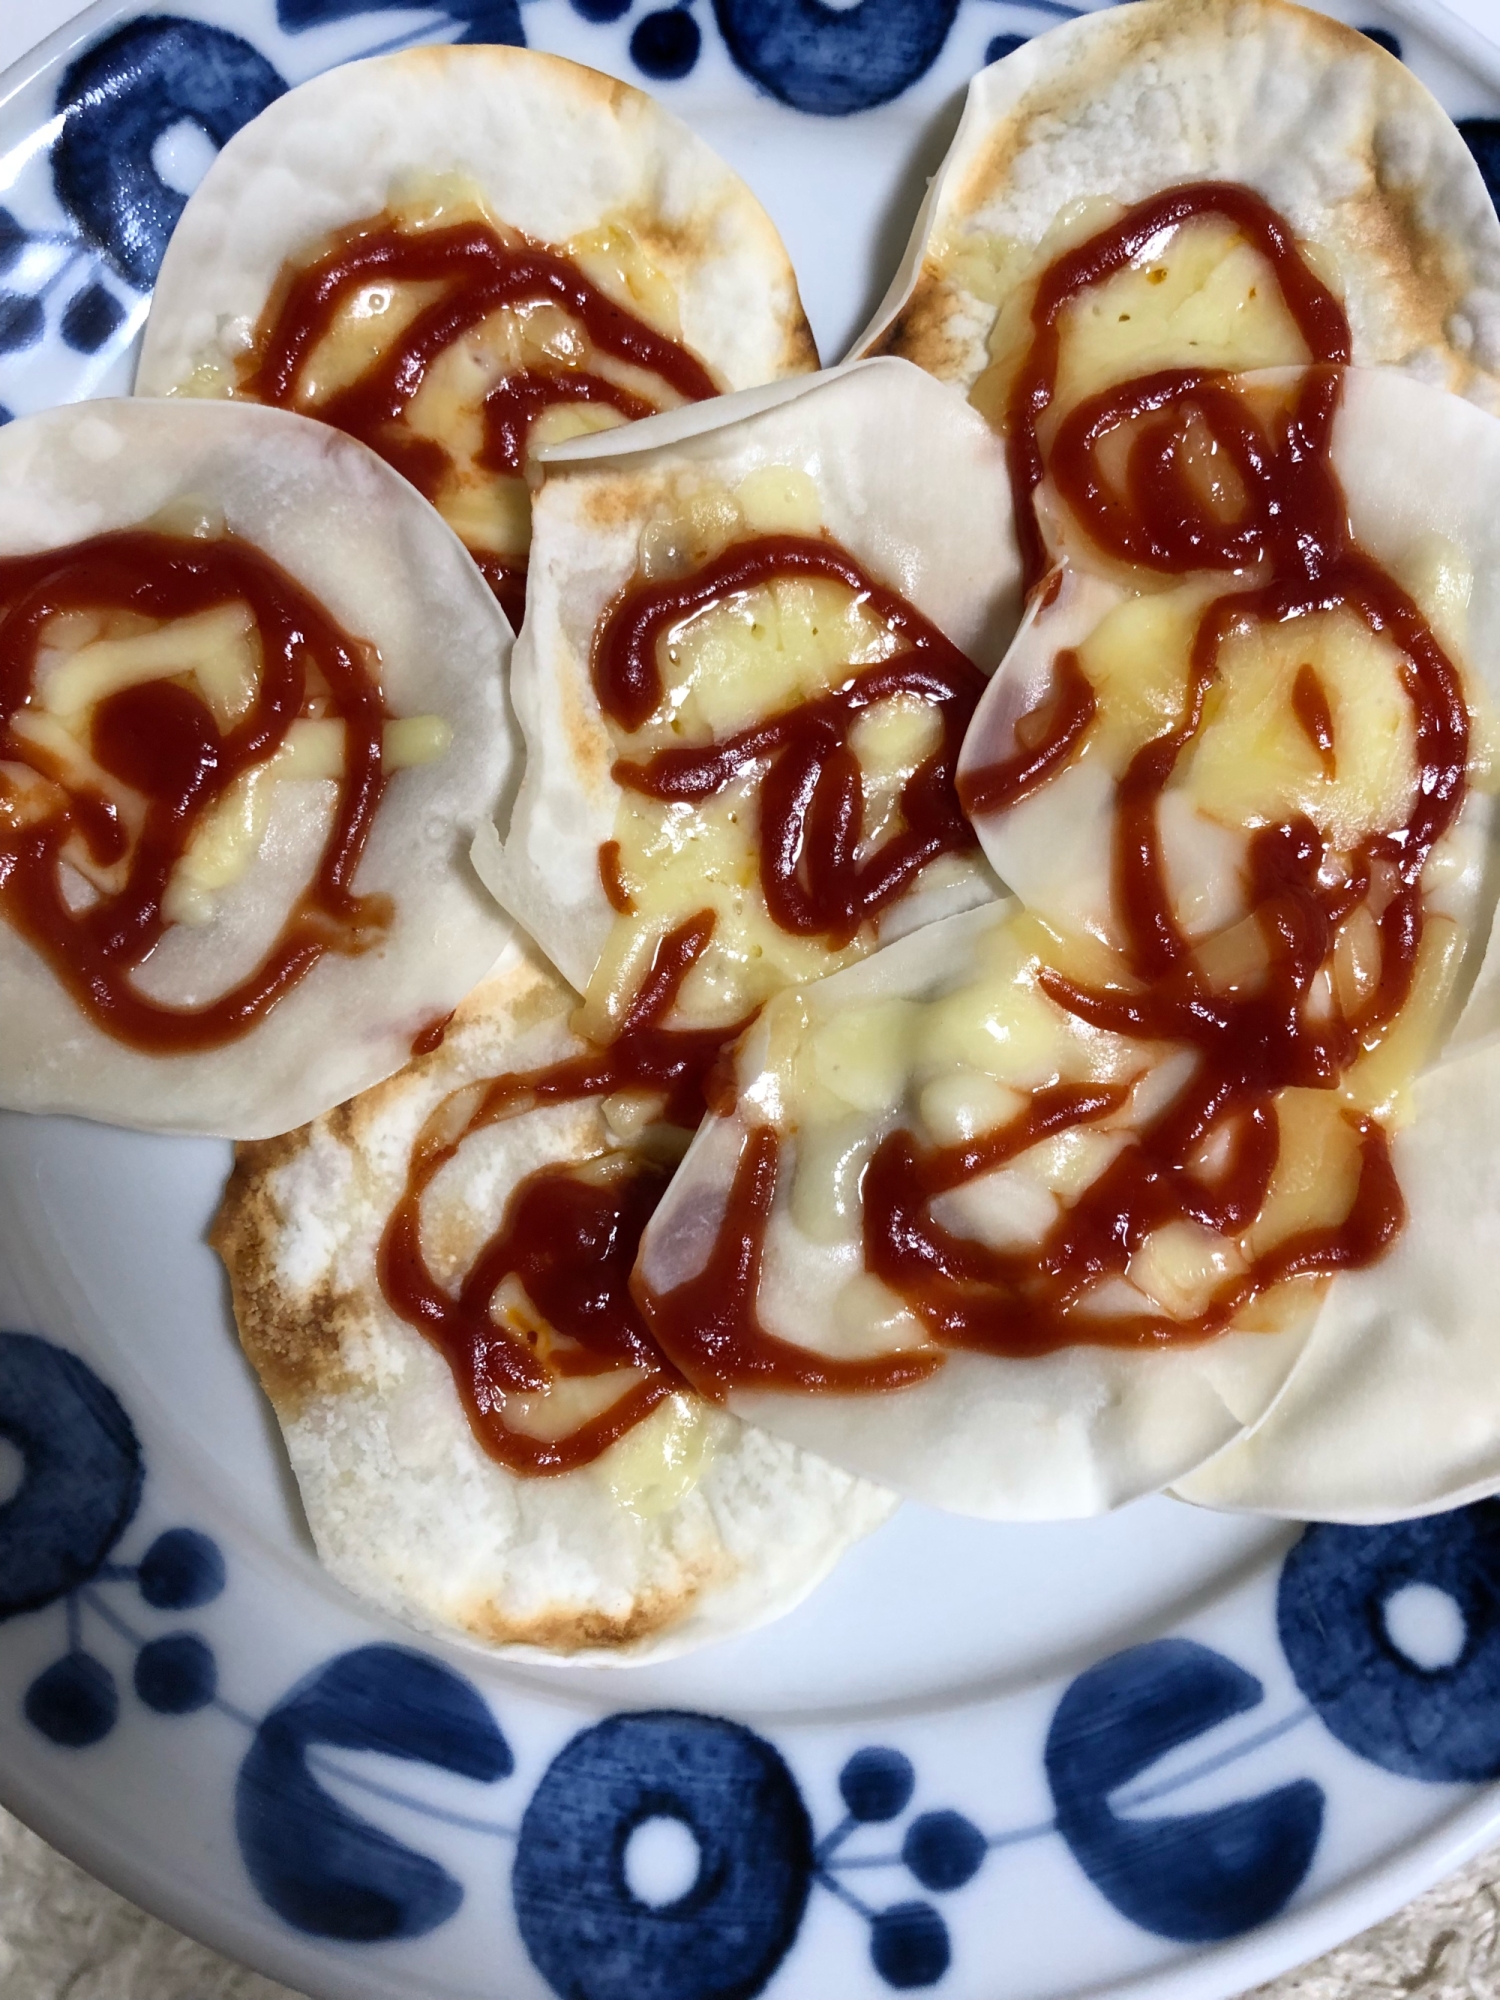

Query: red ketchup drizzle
[
  {"left": 0, "top": 530, "right": 391, "bottom": 1052},
  {"left": 244, "top": 221, "right": 718, "bottom": 623},
  {"left": 1005, "top": 181, "right": 1351, "bottom": 596},
  {"left": 597, "top": 533, "right": 988, "bottom": 947},
  {"left": 1292, "top": 664, "right": 1337, "bottom": 776},
  {"left": 377, "top": 911, "right": 752, "bottom": 1472},
  {"left": 636, "top": 182, "right": 1467, "bottom": 1386}
]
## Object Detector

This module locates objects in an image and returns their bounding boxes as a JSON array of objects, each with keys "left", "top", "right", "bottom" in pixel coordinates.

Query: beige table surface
[{"left": 4, "top": 0, "right": 1500, "bottom": 1995}]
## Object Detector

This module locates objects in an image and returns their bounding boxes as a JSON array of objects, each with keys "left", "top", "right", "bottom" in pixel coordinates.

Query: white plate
[{"left": 4, "top": 3, "right": 1500, "bottom": 1997}]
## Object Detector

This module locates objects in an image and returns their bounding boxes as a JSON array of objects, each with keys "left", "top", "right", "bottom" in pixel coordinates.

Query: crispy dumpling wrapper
[
  {"left": 959, "top": 366, "right": 1500, "bottom": 1055},
  {"left": 478, "top": 358, "right": 1020, "bottom": 999},
  {"left": 634, "top": 902, "right": 1321, "bottom": 1519},
  {"left": 1175, "top": 1037, "right": 1500, "bottom": 1521},
  {"left": 858, "top": 0, "right": 1500, "bottom": 406},
  {"left": 136, "top": 44, "right": 815, "bottom": 401},
  {"left": 213, "top": 939, "right": 894, "bottom": 1663},
  {"left": 0, "top": 399, "right": 515, "bottom": 1137}
]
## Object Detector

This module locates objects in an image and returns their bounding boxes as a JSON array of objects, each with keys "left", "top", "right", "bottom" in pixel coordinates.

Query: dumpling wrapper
[
  {"left": 0, "top": 399, "right": 514, "bottom": 1138},
  {"left": 479, "top": 357, "right": 1020, "bottom": 997},
  {"left": 857, "top": 0, "right": 1500, "bottom": 406},
  {"left": 136, "top": 44, "right": 815, "bottom": 403},
  {"left": 1175, "top": 1036, "right": 1500, "bottom": 1521},
  {"left": 958, "top": 366, "right": 1500, "bottom": 1058},
  {"left": 213, "top": 938, "right": 895, "bottom": 1662},
  {"left": 634, "top": 902, "right": 1318, "bottom": 1520}
]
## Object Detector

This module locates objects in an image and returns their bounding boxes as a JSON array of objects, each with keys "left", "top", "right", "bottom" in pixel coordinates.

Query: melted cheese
[
  {"left": 600, "top": 1392, "right": 717, "bottom": 1517},
  {"left": 969, "top": 209, "right": 1319, "bottom": 435},
  {"left": 584, "top": 471, "right": 981, "bottom": 1038},
  {"left": 275, "top": 185, "right": 687, "bottom": 563},
  {"left": 40, "top": 603, "right": 257, "bottom": 721},
  {"left": 164, "top": 714, "right": 451, "bottom": 925},
  {"left": 1184, "top": 607, "right": 1417, "bottom": 847}
]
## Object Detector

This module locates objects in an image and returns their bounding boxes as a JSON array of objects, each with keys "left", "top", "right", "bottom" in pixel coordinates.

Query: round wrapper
[
  {"left": 0, "top": 398, "right": 515, "bottom": 1138},
  {"left": 1175, "top": 1036, "right": 1500, "bottom": 1521},
  {"left": 635, "top": 903, "right": 1318, "bottom": 1520},
  {"left": 135, "top": 43, "right": 816, "bottom": 402},
  {"left": 858, "top": 0, "right": 1500, "bottom": 405},
  {"left": 478, "top": 357, "right": 1020, "bottom": 995},
  {"left": 958, "top": 366, "right": 1500, "bottom": 1059},
  {"left": 213, "top": 939, "right": 895, "bottom": 1663}
]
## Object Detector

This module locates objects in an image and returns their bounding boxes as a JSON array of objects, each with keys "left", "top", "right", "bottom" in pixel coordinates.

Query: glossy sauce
[
  {"left": 638, "top": 183, "right": 1465, "bottom": 1385},
  {"left": 0, "top": 529, "right": 391, "bottom": 1052},
  {"left": 377, "top": 911, "right": 748, "bottom": 1472},
  {"left": 597, "top": 533, "right": 987, "bottom": 946},
  {"left": 245, "top": 220, "right": 718, "bottom": 620},
  {"left": 598, "top": 837, "right": 633, "bottom": 914}
]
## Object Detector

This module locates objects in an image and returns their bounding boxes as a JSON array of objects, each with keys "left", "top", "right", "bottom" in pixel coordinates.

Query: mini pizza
[
  {"left": 136, "top": 45, "right": 817, "bottom": 628},
  {"left": 860, "top": 0, "right": 1500, "bottom": 418},
  {"left": 214, "top": 939, "right": 894, "bottom": 1661},
  {"left": 480, "top": 358, "right": 1021, "bottom": 1037},
  {"left": 0, "top": 398, "right": 514, "bottom": 1137}
]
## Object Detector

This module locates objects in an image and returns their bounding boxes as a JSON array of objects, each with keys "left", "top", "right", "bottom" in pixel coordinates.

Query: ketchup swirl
[
  {"left": 597, "top": 533, "right": 988, "bottom": 946},
  {"left": 244, "top": 219, "right": 719, "bottom": 625},
  {"left": 377, "top": 912, "right": 750, "bottom": 1473},
  {"left": 1005, "top": 181, "right": 1350, "bottom": 594},
  {"left": 637, "top": 183, "right": 1468, "bottom": 1387},
  {"left": 0, "top": 530, "right": 391, "bottom": 1053}
]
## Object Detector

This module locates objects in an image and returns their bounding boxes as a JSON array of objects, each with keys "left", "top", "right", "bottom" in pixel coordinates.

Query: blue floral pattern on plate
[
  {"left": 6, "top": 1329, "right": 1500, "bottom": 1995},
  {"left": 3, "top": 5, "right": 1500, "bottom": 1996}
]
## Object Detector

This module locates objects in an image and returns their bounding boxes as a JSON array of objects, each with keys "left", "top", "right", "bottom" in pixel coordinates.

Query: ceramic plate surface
[{"left": 4, "top": 3, "right": 1500, "bottom": 1998}]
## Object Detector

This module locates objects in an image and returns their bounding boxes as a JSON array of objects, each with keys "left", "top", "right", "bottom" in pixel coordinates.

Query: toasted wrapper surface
[
  {"left": 1174, "top": 1037, "right": 1500, "bottom": 1522},
  {"left": 0, "top": 398, "right": 515, "bottom": 1139},
  {"left": 481, "top": 358, "right": 1019, "bottom": 995},
  {"left": 135, "top": 43, "right": 816, "bottom": 400},
  {"left": 213, "top": 939, "right": 895, "bottom": 1663},
  {"left": 635, "top": 903, "right": 1321, "bottom": 1520},
  {"left": 859, "top": 0, "right": 1500, "bottom": 404}
]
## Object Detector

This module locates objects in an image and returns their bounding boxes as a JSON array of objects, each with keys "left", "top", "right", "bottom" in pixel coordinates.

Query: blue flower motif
[
  {"left": 52, "top": 16, "right": 287, "bottom": 290},
  {"left": 236, "top": 1645, "right": 512, "bottom": 1942},
  {"left": 0, "top": 1330, "right": 143, "bottom": 1619},
  {"left": 275, "top": 0, "right": 525, "bottom": 46},
  {"left": 1279, "top": 1505, "right": 1500, "bottom": 1783},
  {"left": 1046, "top": 1638, "right": 1324, "bottom": 1942},
  {"left": 708, "top": 0, "right": 964, "bottom": 115},
  {"left": 1, "top": 1332, "right": 228, "bottom": 1749},
  {"left": 514, "top": 1711, "right": 811, "bottom": 2000}
]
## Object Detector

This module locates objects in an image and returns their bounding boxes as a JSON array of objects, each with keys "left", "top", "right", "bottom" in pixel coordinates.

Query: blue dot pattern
[
  {"left": 59, "top": 284, "right": 126, "bottom": 354},
  {"left": 631, "top": 10, "right": 703, "bottom": 81},
  {"left": 870, "top": 1901, "right": 950, "bottom": 1989},
  {"left": 839, "top": 1746, "right": 916, "bottom": 1823},
  {"left": 902, "top": 1810, "right": 986, "bottom": 1892},
  {"left": 25, "top": 1652, "right": 119, "bottom": 1748},
  {"left": 135, "top": 1632, "right": 218, "bottom": 1714},
  {"left": 138, "top": 1528, "right": 227, "bottom": 1610}
]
